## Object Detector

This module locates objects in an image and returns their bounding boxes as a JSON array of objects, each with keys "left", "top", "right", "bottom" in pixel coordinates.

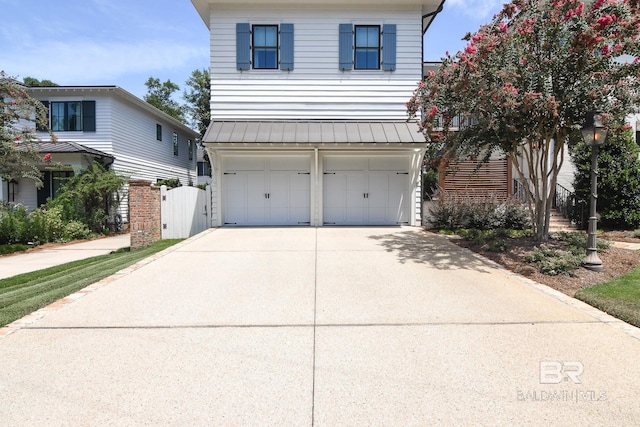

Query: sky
[{"left": 1, "top": 0, "right": 504, "bottom": 100}]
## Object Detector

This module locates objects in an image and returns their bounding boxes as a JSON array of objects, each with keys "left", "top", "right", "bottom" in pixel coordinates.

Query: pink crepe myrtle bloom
[{"left": 42, "top": 153, "right": 52, "bottom": 162}]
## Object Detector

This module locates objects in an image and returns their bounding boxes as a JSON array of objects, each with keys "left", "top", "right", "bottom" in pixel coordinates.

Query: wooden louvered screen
[{"left": 441, "top": 158, "right": 511, "bottom": 200}]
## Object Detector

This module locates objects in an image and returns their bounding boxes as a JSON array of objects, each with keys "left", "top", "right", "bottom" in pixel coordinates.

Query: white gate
[{"left": 160, "top": 185, "right": 210, "bottom": 239}]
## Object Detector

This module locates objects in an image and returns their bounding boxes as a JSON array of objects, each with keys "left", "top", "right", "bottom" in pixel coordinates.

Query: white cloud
[
  {"left": 3, "top": 38, "right": 208, "bottom": 85},
  {"left": 445, "top": 0, "right": 505, "bottom": 20}
]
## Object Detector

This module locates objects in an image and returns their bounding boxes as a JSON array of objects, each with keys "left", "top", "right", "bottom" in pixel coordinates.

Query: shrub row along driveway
[{"left": 1, "top": 227, "right": 639, "bottom": 425}]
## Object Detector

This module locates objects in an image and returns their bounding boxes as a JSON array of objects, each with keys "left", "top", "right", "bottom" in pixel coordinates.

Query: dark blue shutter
[
  {"left": 236, "top": 23, "right": 251, "bottom": 70},
  {"left": 280, "top": 23, "right": 294, "bottom": 71},
  {"left": 382, "top": 24, "right": 397, "bottom": 71},
  {"left": 82, "top": 101, "right": 96, "bottom": 131},
  {"left": 339, "top": 23, "right": 353, "bottom": 70}
]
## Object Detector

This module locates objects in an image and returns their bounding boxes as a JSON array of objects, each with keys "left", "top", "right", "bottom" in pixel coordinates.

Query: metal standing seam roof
[{"left": 203, "top": 121, "right": 426, "bottom": 144}]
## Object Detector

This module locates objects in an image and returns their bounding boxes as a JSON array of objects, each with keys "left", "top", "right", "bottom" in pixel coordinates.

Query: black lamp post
[{"left": 580, "top": 111, "right": 608, "bottom": 272}]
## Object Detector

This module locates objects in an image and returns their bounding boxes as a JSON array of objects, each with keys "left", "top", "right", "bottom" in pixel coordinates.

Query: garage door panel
[
  {"left": 223, "top": 156, "right": 311, "bottom": 226},
  {"left": 323, "top": 156, "right": 412, "bottom": 226}
]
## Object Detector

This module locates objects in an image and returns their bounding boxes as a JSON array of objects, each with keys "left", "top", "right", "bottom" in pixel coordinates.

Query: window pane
[
  {"left": 254, "top": 26, "right": 266, "bottom": 46},
  {"left": 355, "top": 27, "right": 367, "bottom": 47},
  {"left": 67, "top": 102, "right": 81, "bottom": 131},
  {"left": 367, "top": 28, "right": 379, "bottom": 47},
  {"left": 367, "top": 51, "right": 379, "bottom": 69},
  {"left": 265, "top": 49, "right": 277, "bottom": 68},
  {"left": 51, "top": 102, "right": 64, "bottom": 131},
  {"left": 265, "top": 26, "right": 277, "bottom": 46}
]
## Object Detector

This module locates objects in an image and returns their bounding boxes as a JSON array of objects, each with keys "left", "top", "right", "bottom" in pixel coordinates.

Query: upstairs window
[
  {"left": 253, "top": 25, "right": 278, "bottom": 69},
  {"left": 188, "top": 139, "right": 193, "bottom": 160},
  {"left": 51, "top": 101, "right": 81, "bottom": 131},
  {"left": 39, "top": 100, "right": 96, "bottom": 132},
  {"left": 354, "top": 26, "right": 380, "bottom": 70},
  {"left": 236, "top": 23, "right": 294, "bottom": 71},
  {"left": 339, "top": 24, "right": 396, "bottom": 72},
  {"left": 156, "top": 124, "right": 163, "bottom": 141}
]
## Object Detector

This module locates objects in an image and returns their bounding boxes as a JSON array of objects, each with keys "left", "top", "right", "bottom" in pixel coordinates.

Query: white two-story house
[
  {"left": 2, "top": 86, "right": 199, "bottom": 219},
  {"left": 192, "top": 0, "right": 444, "bottom": 226}
]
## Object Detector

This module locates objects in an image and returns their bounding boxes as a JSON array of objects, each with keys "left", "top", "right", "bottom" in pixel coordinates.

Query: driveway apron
[{"left": 1, "top": 227, "right": 640, "bottom": 425}]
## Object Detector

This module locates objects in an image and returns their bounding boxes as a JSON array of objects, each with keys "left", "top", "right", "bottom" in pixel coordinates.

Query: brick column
[{"left": 129, "top": 180, "right": 161, "bottom": 250}]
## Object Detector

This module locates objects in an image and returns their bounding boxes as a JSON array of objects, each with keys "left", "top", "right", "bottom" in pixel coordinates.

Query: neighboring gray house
[
  {"left": 1, "top": 86, "right": 199, "bottom": 219},
  {"left": 191, "top": 0, "right": 445, "bottom": 226}
]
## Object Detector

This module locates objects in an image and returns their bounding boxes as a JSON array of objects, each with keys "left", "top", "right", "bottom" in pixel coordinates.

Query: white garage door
[
  {"left": 323, "top": 156, "right": 412, "bottom": 225},
  {"left": 223, "top": 156, "right": 311, "bottom": 226}
]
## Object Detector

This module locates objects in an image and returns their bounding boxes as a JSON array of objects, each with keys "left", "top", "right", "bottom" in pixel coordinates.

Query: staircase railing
[{"left": 552, "top": 183, "right": 585, "bottom": 228}]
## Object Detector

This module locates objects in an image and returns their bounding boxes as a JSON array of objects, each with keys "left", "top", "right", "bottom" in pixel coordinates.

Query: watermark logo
[
  {"left": 516, "top": 360, "right": 607, "bottom": 403},
  {"left": 539, "top": 361, "right": 584, "bottom": 384}
]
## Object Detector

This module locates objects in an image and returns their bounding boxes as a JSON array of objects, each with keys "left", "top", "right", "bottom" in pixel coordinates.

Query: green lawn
[
  {"left": 0, "top": 239, "right": 181, "bottom": 327},
  {"left": 576, "top": 266, "right": 640, "bottom": 328}
]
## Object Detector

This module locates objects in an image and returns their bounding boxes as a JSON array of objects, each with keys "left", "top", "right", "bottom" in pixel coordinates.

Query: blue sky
[{"left": 1, "top": 0, "right": 504, "bottom": 100}]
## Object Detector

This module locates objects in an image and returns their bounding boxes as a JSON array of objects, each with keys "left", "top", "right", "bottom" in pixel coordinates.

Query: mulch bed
[{"left": 446, "top": 230, "right": 640, "bottom": 297}]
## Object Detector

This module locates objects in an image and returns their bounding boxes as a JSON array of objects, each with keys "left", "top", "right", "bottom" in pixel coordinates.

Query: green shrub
[
  {"left": 429, "top": 190, "right": 530, "bottom": 230},
  {"left": 0, "top": 243, "right": 29, "bottom": 255},
  {"left": 571, "top": 129, "right": 640, "bottom": 229},
  {"left": 487, "top": 239, "right": 508, "bottom": 252},
  {"left": 62, "top": 221, "right": 94, "bottom": 241},
  {"left": 0, "top": 203, "right": 30, "bottom": 244},
  {"left": 47, "top": 163, "right": 127, "bottom": 234},
  {"left": 28, "top": 205, "right": 65, "bottom": 244}
]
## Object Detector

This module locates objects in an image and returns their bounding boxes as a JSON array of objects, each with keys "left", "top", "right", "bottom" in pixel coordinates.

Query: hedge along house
[
  {"left": 2, "top": 86, "right": 199, "bottom": 220},
  {"left": 192, "top": 0, "right": 445, "bottom": 226}
]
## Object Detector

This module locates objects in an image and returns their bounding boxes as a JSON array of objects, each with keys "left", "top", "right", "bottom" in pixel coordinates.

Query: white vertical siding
[{"left": 209, "top": 4, "right": 423, "bottom": 120}]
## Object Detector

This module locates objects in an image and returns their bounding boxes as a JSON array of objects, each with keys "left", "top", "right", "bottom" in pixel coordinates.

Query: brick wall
[{"left": 129, "top": 180, "right": 161, "bottom": 250}]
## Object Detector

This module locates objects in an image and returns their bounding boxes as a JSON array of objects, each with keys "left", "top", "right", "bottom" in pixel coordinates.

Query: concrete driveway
[{"left": 1, "top": 227, "right": 640, "bottom": 425}]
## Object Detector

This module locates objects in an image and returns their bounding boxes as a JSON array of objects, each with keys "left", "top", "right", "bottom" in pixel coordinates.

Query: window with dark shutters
[
  {"left": 236, "top": 23, "right": 294, "bottom": 71},
  {"left": 339, "top": 23, "right": 397, "bottom": 72}
]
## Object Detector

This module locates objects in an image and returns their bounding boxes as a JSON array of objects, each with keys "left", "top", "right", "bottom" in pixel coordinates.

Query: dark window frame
[
  {"left": 156, "top": 124, "right": 163, "bottom": 141},
  {"left": 172, "top": 132, "right": 179, "bottom": 156},
  {"left": 51, "top": 101, "right": 83, "bottom": 131},
  {"left": 354, "top": 25, "right": 381, "bottom": 70},
  {"left": 252, "top": 24, "right": 279, "bottom": 70}
]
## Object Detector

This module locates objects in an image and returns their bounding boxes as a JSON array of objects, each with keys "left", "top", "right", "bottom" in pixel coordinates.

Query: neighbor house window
[
  {"left": 253, "top": 25, "right": 278, "bottom": 69},
  {"left": 198, "top": 161, "right": 212, "bottom": 177},
  {"left": 188, "top": 139, "right": 193, "bottom": 160},
  {"left": 173, "top": 132, "right": 178, "bottom": 156},
  {"left": 48, "top": 101, "right": 96, "bottom": 132},
  {"left": 156, "top": 124, "right": 162, "bottom": 141},
  {"left": 51, "top": 101, "right": 81, "bottom": 131},
  {"left": 354, "top": 26, "right": 380, "bottom": 70}
]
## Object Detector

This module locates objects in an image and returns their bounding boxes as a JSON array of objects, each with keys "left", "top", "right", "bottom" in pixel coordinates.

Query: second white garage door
[
  {"left": 223, "top": 156, "right": 311, "bottom": 226},
  {"left": 323, "top": 156, "right": 412, "bottom": 225}
]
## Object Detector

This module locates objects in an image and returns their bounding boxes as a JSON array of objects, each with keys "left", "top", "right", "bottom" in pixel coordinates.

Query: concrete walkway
[
  {"left": 0, "top": 234, "right": 131, "bottom": 280},
  {"left": 1, "top": 227, "right": 639, "bottom": 425}
]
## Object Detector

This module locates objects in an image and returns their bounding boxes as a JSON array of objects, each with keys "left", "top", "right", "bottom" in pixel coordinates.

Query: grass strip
[
  {"left": 0, "top": 239, "right": 181, "bottom": 327},
  {"left": 575, "top": 265, "right": 640, "bottom": 328}
]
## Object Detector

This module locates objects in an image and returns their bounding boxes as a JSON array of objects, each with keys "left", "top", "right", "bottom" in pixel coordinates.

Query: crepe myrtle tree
[
  {"left": 1, "top": 71, "right": 54, "bottom": 187},
  {"left": 407, "top": 0, "right": 640, "bottom": 241}
]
